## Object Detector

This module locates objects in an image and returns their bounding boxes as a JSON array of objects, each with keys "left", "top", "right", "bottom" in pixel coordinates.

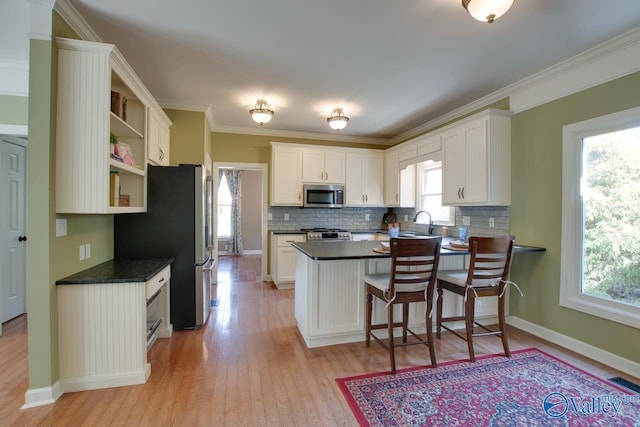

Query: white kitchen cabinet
[
  {"left": 55, "top": 38, "right": 152, "bottom": 214},
  {"left": 147, "top": 106, "right": 172, "bottom": 166},
  {"left": 270, "top": 233, "right": 306, "bottom": 288},
  {"left": 302, "top": 148, "right": 346, "bottom": 184},
  {"left": 57, "top": 261, "right": 172, "bottom": 392},
  {"left": 270, "top": 143, "right": 303, "bottom": 205},
  {"left": 384, "top": 150, "right": 416, "bottom": 207},
  {"left": 442, "top": 109, "right": 511, "bottom": 206},
  {"left": 345, "top": 151, "right": 384, "bottom": 206}
]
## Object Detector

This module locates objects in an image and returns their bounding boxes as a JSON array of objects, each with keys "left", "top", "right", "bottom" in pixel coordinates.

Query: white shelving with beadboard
[{"left": 55, "top": 37, "right": 157, "bottom": 214}]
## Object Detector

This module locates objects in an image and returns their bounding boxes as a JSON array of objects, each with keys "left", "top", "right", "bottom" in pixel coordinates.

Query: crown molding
[
  {"left": 27, "top": 0, "right": 55, "bottom": 41},
  {"left": 0, "top": 60, "right": 29, "bottom": 96},
  {"left": 158, "top": 98, "right": 211, "bottom": 113},
  {"left": 53, "top": 0, "right": 102, "bottom": 42},
  {"left": 212, "top": 125, "right": 392, "bottom": 146},
  {"left": 508, "top": 26, "right": 640, "bottom": 114}
]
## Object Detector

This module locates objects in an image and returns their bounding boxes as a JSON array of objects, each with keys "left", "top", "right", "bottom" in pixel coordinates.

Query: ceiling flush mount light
[
  {"left": 462, "top": 0, "right": 514, "bottom": 24},
  {"left": 249, "top": 99, "right": 274, "bottom": 125},
  {"left": 327, "top": 108, "right": 349, "bottom": 131}
]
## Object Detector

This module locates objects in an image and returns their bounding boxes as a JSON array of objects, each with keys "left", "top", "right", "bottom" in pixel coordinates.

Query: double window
[{"left": 561, "top": 106, "right": 640, "bottom": 328}]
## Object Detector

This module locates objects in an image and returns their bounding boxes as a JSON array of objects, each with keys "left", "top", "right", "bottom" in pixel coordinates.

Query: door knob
[{"left": 19, "top": 236, "right": 27, "bottom": 242}]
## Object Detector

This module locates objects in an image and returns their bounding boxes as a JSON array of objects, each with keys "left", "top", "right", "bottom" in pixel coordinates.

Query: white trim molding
[
  {"left": 53, "top": 0, "right": 102, "bottom": 43},
  {"left": 21, "top": 381, "right": 62, "bottom": 409},
  {"left": 508, "top": 316, "right": 640, "bottom": 379},
  {"left": 0, "top": 60, "right": 29, "bottom": 96},
  {"left": 560, "top": 106, "right": 640, "bottom": 329},
  {"left": 27, "top": 0, "right": 55, "bottom": 41},
  {"left": 510, "top": 26, "right": 640, "bottom": 114},
  {"left": 0, "top": 124, "right": 28, "bottom": 136}
]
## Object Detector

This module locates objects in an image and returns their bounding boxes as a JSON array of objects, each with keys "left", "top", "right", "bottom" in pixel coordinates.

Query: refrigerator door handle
[{"left": 194, "top": 255, "right": 210, "bottom": 267}]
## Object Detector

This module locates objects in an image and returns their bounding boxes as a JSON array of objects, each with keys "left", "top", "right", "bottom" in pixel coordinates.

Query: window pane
[
  {"left": 417, "top": 160, "right": 454, "bottom": 225},
  {"left": 582, "top": 126, "right": 640, "bottom": 307}
]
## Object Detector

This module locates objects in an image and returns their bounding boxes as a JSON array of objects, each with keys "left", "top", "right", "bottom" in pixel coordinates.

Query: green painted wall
[
  {"left": 510, "top": 71, "right": 640, "bottom": 363},
  {"left": 26, "top": 12, "right": 115, "bottom": 389},
  {"left": 166, "top": 109, "right": 207, "bottom": 165},
  {"left": 0, "top": 95, "right": 28, "bottom": 125}
]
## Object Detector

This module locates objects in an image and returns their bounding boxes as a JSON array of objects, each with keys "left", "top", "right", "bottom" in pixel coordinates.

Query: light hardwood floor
[{"left": 1, "top": 255, "right": 638, "bottom": 426}]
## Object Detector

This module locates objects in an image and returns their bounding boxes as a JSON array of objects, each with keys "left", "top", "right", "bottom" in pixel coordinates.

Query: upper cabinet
[
  {"left": 441, "top": 109, "right": 511, "bottom": 206},
  {"left": 345, "top": 151, "right": 384, "bottom": 206},
  {"left": 302, "top": 148, "right": 346, "bottom": 184},
  {"left": 384, "top": 150, "right": 415, "bottom": 207},
  {"left": 147, "top": 106, "right": 172, "bottom": 166},
  {"left": 55, "top": 38, "right": 169, "bottom": 214},
  {"left": 271, "top": 143, "right": 303, "bottom": 206}
]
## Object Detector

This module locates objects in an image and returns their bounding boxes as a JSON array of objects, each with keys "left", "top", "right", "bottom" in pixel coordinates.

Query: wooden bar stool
[
  {"left": 436, "top": 236, "right": 516, "bottom": 362},
  {"left": 364, "top": 237, "right": 442, "bottom": 374}
]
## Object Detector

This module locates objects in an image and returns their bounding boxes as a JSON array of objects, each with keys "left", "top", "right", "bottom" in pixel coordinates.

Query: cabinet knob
[
  {"left": 159, "top": 149, "right": 164, "bottom": 161},
  {"left": 19, "top": 235, "right": 27, "bottom": 242},
  {"left": 461, "top": 187, "right": 465, "bottom": 199},
  {"left": 457, "top": 188, "right": 461, "bottom": 199}
]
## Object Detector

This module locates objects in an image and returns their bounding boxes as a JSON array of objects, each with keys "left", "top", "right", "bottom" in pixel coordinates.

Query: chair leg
[
  {"left": 498, "top": 285, "right": 511, "bottom": 358},
  {"left": 388, "top": 303, "right": 396, "bottom": 374},
  {"left": 426, "top": 293, "right": 437, "bottom": 368},
  {"left": 365, "top": 291, "right": 372, "bottom": 348},
  {"left": 402, "top": 303, "right": 409, "bottom": 343},
  {"left": 436, "top": 282, "right": 443, "bottom": 339},
  {"left": 465, "top": 291, "right": 476, "bottom": 363}
]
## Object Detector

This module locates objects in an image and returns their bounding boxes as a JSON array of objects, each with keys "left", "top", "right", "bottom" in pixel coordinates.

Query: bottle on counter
[{"left": 441, "top": 226, "right": 449, "bottom": 237}]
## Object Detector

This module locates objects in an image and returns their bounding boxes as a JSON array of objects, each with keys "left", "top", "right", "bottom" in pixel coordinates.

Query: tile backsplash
[{"left": 269, "top": 205, "right": 510, "bottom": 238}]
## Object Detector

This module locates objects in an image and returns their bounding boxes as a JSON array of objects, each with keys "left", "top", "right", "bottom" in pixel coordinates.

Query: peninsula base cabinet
[
  {"left": 57, "top": 266, "right": 172, "bottom": 393},
  {"left": 294, "top": 253, "right": 500, "bottom": 348}
]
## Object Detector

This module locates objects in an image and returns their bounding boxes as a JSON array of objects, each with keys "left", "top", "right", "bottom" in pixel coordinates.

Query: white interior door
[{"left": 1, "top": 136, "right": 27, "bottom": 326}]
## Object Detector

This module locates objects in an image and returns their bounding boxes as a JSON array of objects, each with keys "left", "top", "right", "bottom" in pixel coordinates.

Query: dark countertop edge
[
  {"left": 56, "top": 258, "right": 175, "bottom": 285},
  {"left": 291, "top": 240, "right": 545, "bottom": 261}
]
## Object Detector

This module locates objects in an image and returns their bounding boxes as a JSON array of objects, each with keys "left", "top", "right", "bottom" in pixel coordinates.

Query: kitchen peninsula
[{"left": 291, "top": 238, "right": 544, "bottom": 348}]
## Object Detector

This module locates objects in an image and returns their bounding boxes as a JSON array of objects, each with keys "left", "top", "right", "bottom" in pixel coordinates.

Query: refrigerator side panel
[{"left": 115, "top": 165, "right": 197, "bottom": 329}]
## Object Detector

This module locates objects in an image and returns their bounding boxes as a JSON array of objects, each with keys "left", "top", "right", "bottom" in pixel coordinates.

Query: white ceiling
[{"left": 4, "top": 1, "right": 640, "bottom": 142}]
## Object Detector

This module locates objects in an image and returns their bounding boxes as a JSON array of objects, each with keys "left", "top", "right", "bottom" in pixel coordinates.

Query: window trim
[{"left": 560, "top": 106, "right": 640, "bottom": 329}]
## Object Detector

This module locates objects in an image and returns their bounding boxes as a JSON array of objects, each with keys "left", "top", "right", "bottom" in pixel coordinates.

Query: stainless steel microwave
[{"left": 303, "top": 184, "right": 344, "bottom": 208}]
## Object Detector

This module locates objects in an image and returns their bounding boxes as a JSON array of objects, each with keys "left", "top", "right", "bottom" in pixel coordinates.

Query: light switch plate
[
  {"left": 85, "top": 244, "right": 91, "bottom": 259},
  {"left": 365, "top": 214, "right": 370, "bottom": 221},
  {"left": 79, "top": 245, "right": 85, "bottom": 261},
  {"left": 56, "top": 218, "right": 67, "bottom": 237},
  {"left": 489, "top": 217, "right": 495, "bottom": 228},
  {"left": 284, "top": 213, "right": 289, "bottom": 221},
  {"left": 268, "top": 212, "right": 273, "bottom": 221},
  {"left": 463, "top": 216, "right": 471, "bottom": 226}
]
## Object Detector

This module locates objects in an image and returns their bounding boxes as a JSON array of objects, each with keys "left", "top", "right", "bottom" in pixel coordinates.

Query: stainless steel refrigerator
[{"left": 115, "top": 164, "right": 214, "bottom": 329}]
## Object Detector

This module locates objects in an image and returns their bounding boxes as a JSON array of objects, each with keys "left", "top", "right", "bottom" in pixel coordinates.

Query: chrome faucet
[{"left": 413, "top": 210, "right": 434, "bottom": 234}]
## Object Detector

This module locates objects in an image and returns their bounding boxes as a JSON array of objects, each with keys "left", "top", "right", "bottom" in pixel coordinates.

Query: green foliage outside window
[{"left": 582, "top": 127, "right": 640, "bottom": 307}]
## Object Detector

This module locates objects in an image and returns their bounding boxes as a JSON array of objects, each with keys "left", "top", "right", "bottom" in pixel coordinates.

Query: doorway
[
  {"left": 1, "top": 135, "right": 27, "bottom": 334},
  {"left": 211, "top": 162, "right": 268, "bottom": 292}
]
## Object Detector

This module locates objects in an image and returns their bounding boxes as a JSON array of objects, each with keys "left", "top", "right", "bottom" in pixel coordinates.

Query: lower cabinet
[
  {"left": 270, "top": 233, "right": 306, "bottom": 289},
  {"left": 57, "top": 263, "right": 172, "bottom": 392}
]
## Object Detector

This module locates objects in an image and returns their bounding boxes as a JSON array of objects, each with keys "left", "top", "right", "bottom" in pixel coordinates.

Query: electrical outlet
[
  {"left": 489, "top": 217, "right": 495, "bottom": 228},
  {"left": 85, "top": 244, "right": 91, "bottom": 258},
  {"left": 463, "top": 216, "right": 471, "bottom": 226},
  {"left": 268, "top": 212, "right": 273, "bottom": 221},
  {"left": 79, "top": 244, "right": 86, "bottom": 261},
  {"left": 404, "top": 214, "right": 408, "bottom": 222},
  {"left": 56, "top": 218, "right": 67, "bottom": 237},
  {"left": 284, "top": 213, "right": 289, "bottom": 221},
  {"left": 365, "top": 214, "right": 370, "bottom": 221}
]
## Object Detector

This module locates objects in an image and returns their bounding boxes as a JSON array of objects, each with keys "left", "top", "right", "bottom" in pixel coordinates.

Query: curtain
[{"left": 221, "top": 169, "right": 244, "bottom": 253}]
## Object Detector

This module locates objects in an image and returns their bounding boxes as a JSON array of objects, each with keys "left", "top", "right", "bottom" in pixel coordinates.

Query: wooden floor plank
[{"left": 1, "top": 254, "right": 638, "bottom": 426}]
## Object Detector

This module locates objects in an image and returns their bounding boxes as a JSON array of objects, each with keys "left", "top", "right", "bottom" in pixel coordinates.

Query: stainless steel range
[{"left": 302, "top": 228, "right": 351, "bottom": 240}]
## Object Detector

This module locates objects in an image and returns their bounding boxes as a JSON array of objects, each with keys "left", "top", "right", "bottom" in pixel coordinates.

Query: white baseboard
[
  {"left": 59, "top": 365, "right": 151, "bottom": 393},
  {"left": 507, "top": 316, "right": 640, "bottom": 378},
  {"left": 218, "top": 250, "right": 262, "bottom": 256},
  {"left": 21, "top": 381, "right": 63, "bottom": 409}
]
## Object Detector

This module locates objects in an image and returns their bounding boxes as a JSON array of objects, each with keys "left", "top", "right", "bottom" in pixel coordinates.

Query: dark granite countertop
[
  {"left": 56, "top": 258, "right": 174, "bottom": 285},
  {"left": 291, "top": 238, "right": 545, "bottom": 261}
]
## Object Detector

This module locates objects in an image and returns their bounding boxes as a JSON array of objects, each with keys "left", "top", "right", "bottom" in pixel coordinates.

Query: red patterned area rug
[{"left": 337, "top": 348, "right": 640, "bottom": 426}]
